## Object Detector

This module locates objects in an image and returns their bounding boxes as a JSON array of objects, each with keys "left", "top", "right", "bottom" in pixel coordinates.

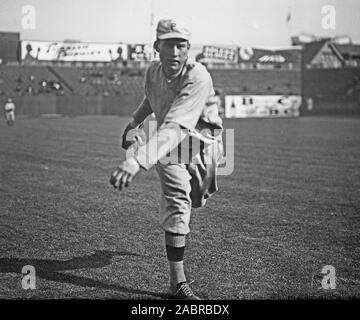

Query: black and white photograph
[{"left": 0, "top": 0, "right": 359, "bottom": 310}]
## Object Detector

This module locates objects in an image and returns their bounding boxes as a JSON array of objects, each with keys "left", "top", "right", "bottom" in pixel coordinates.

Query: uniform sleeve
[
  {"left": 131, "top": 96, "right": 152, "bottom": 126},
  {"left": 164, "top": 71, "right": 213, "bottom": 130}
]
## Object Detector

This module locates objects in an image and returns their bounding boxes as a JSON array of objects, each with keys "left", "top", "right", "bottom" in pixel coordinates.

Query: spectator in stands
[
  {"left": 109, "top": 46, "right": 124, "bottom": 65},
  {"left": 40, "top": 79, "right": 47, "bottom": 89},
  {"left": 307, "top": 98, "right": 313, "bottom": 111},
  {"left": 118, "top": 46, "right": 124, "bottom": 58},
  {"left": 26, "top": 85, "right": 33, "bottom": 94},
  {"left": 231, "top": 99, "right": 237, "bottom": 117},
  {"left": 17, "top": 75, "right": 23, "bottom": 83},
  {"left": 53, "top": 82, "right": 61, "bottom": 91},
  {"left": 4, "top": 98, "right": 16, "bottom": 126},
  {"left": 23, "top": 44, "right": 40, "bottom": 64}
]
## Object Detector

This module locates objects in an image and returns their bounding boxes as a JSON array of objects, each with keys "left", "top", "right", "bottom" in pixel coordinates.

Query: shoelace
[{"left": 176, "top": 281, "right": 194, "bottom": 296}]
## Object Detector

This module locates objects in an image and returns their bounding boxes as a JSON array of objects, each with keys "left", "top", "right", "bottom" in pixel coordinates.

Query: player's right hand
[{"left": 109, "top": 157, "right": 140, "bottom": 191}]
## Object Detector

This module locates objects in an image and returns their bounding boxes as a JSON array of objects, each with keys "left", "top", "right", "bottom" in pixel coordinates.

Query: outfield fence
[{"left": 0, "top": 95, "right": 143, "bottom": 117}]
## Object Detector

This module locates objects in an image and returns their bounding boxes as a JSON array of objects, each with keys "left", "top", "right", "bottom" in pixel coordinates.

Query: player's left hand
[{"left": 109, "top": 157, "right": 140, "bottom": 191}]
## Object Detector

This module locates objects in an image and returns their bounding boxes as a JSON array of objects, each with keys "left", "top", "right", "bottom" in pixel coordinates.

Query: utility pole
[{"left": 150, "top": 0, "right": 155, "bottom": 60}]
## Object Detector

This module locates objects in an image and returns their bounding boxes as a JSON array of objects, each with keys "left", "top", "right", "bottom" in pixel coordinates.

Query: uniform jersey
[
  {"left": 132, "top": 59, "right": 224, "bottom": 210},
  {"left": 4, "top": 102, "right": 15, "bottom": 112},
  {"left": 132, "top": 59, "right": 223, "bottom": 132}
]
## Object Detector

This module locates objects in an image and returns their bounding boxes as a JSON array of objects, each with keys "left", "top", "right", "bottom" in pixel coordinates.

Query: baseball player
[
  {"left": 110, "top": 19, "right": 223, "bottom": 300},
  {"left": 4, "top": 98, "right": 16, "bottom": 127}
]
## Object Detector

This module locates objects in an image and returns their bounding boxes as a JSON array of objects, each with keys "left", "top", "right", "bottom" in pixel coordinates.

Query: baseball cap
[{"left": 156, "top": 19, "right": 191, "bottom": 41}]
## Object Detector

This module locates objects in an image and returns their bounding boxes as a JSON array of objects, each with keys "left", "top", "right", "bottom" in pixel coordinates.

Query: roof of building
[
  {"left": 333, "top": 44, "right": 360, "bottom": 57},
  {"left": 303, "top": 40, "right": 344, "bottom": 64},
  {"left": 302, "top": 40, "right": 328, "bottom": 64}
]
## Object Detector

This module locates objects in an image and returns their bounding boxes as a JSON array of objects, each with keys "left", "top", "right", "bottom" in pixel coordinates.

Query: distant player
[
  {"left": 110, "top": 19, "right": 223, "bottom": 299},
  {"left": 4, "top": 98, "right": 16, "bottom": 127}
]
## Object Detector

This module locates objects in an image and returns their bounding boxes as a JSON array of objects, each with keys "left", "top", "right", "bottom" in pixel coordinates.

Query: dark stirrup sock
[
  {"left": 165, "top": 232, "right": 185, "bottom": 261},
  {"left": 166, "top": 245, "right": 185, "bottom": 262},
  {"left": 165, "top": 232, "right": 187, "bottom": 285}
]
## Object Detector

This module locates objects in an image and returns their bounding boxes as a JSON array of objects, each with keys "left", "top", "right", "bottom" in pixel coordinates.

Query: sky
[{"left": 0, "top": 0, "right": 360, "bottom": 47}]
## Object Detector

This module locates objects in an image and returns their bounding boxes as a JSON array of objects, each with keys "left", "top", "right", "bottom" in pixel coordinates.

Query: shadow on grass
[{"left": 0, "top": 250, "right": 168, "bottom": 299}]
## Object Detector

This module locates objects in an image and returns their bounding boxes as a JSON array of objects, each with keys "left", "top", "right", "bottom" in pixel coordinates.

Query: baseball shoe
[{"left": 169, "top": 281, "right": 201, "bottom": 300}]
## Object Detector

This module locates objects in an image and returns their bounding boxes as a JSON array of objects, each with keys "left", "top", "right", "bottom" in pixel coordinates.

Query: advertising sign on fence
[
  {"left": 21, "top": 40, "right": 128, "bottom": 62},
  {"left": 202, "top": 45, "right": 239, "bottom": 63},
  {"left": 225, "top": 95, "right": 302, "bottom": 118}
]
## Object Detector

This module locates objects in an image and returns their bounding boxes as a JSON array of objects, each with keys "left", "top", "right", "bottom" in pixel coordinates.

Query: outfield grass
[{"left": 0, "top": 116, "right": 359, "bottom": 299}]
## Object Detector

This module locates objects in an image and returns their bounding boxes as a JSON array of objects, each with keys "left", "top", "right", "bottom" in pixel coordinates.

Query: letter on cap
[{"left": 156, "top": 19, "right": 191, "bottom": 41}]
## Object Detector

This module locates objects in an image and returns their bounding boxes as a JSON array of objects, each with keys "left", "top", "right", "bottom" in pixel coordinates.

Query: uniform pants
[{"left": 156, "top": 162, "right": 192, "bottom": 235}]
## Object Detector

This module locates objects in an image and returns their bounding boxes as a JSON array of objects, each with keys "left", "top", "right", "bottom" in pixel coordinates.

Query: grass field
[{"left": 0, "top": 115, "right": 359, "bottom": 299}]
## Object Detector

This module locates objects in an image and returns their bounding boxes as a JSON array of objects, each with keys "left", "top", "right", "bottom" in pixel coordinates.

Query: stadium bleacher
[
  {"left": 0, "top": 65, "right": 145, "bottom": 99},
  {"left": 78, "top": 67, "right": 144, "bottom": 98},
  {"left": 209, "top": 69, "right": 301, "bottom": 95},
  {"left": 50, "top": 66, "right": 96, "bottom": 96},
  {"left": 303, "top": 68, "right": 360, "bottom": 100},
  {"left": 1, "top": 64, "right": 301, "bottom": 97},
  {"left": 1, "top": 62, "right": 359, "bottom": 116},
  {"left": 0, "top": 65, "right": 70, "bottom": 96}
]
